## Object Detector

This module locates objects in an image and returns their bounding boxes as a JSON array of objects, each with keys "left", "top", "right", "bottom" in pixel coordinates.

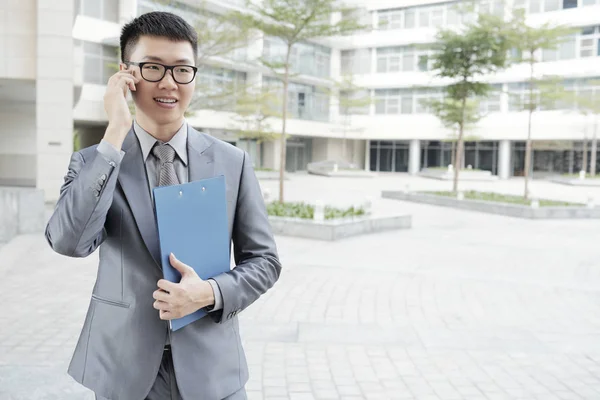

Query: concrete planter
[
  {"left": 549, "top": 177, "right": 600, "bottom": 187},
  {"left": 268, "top": 214, "right": 411, "bottom": 241},
  {"left": 420, "top": 168, "right": 498, "bottom": 181},
  {"left": 382, "top": 191, "right": 600, "bottom": 219},
  {"left": 308, "top": 170, "right": 377, "bottom": 178},
  {"left": 307, "top": 160, "right": 376, "bottom": 178},
  {"left": 0, "top": 187, "right": 46, "bottom": 242},
  {"left": 255, "top": 170, "right": 288, "bottom": 180}
]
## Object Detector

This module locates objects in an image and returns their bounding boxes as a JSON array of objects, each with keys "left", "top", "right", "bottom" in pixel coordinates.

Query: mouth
[{"left": 154, "top": 97, "right": 178, "bottom": 109}]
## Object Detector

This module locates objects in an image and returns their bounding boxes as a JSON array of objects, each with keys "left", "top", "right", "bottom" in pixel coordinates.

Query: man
[{"left": 46, "top": 11, "right": 281, "bottom": 400}]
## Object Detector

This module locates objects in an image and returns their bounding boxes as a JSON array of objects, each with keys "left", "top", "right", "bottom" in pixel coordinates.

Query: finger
[
  {"left": 170, "top": 253, "right": 194, "bottom": 276},
  {"left": 153, "top": 289, "right": 170, "bottom": 302},
  {"left": 153, "top": 300, "right": 171, "bottom": 311},
  {"left": 160, "top": 310, "right": 174, "bottom": 320},
  {"left": 157, "top": 279, "right": 178, "bottom": 293},
  {"left": 114, "top": 75, "right": 136, "bottom": 92}
]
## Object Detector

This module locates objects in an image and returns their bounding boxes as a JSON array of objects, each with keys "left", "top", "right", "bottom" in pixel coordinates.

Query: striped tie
[{"left": 152, "top": 143, "right": 180, "bottom": 187}]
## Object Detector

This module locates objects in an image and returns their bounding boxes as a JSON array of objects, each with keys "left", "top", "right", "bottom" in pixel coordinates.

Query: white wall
[
  {"left": 0, "top": 101, "right": 37, "bottom": 186},
  {"left": 0, "top": 0, "right": 37, "bottom": 80}
]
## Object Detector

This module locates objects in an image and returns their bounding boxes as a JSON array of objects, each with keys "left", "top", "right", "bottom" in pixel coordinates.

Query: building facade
[{"left": 1, "top": 0, "right": 599, "bottom": 201}]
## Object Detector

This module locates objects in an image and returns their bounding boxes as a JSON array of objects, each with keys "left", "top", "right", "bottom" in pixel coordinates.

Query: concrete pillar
[
  {"left": 371, "top": 47, "right": 377, "bottom": 75},
  {"left": 262, "top": 139, "right": 281, "bottom": 171},
  {"left": 36, "top": 0, "right": 75, "bottom": 202},
  {"left": 498, "top": 139, "right": 511, "bottom": 179},
  {"left": 409, "top": 139, "right": 420, "bottom": 175}
]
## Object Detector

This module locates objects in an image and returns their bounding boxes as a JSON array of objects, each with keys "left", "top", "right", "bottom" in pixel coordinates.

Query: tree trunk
[
  {"left": 278, "top": 46, "right": 292, "bottom": 204},
  {"left": 453, "top": 97, "right": 467, "bottom": 193},
  {"left": 592, "top": 116, "right": 598, "bottom": 177},
  {"left": 524, "top": 60, "right": 534, "bottom": 200}
]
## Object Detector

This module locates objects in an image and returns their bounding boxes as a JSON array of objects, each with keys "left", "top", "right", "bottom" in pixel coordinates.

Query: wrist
[
  {"left": 198, "top": 280, "right": 215, "bottom": 309},
  {"left": 103, "top": 123, "right": 130, "bottom": 150}
]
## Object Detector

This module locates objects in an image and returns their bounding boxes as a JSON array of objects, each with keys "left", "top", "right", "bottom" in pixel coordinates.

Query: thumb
[{"left": 170, "top": 253, "right": 194, "bottom": 276}]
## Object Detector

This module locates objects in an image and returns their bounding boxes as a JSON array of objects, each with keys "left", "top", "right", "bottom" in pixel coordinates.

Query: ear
[{"left": 119, "top": 63, "right": 128, "bottom": 71}]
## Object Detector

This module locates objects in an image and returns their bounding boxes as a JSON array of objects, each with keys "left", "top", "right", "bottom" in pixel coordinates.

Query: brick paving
[{"left": 1, "top": 175, "right": 600, "bottom": 399}]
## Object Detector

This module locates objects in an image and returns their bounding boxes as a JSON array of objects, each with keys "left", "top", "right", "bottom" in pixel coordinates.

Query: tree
[
  {"left": 427, "top": 14, "right": 511, "bottom": 192},
  {"left": 330, "top": 75, "right": 372, "bottom": 163},
  {"left": 507, "top": 10, "right": 575, "bottom": 198},
  {"left": 230, "top": 0, "right": 366, "bottom": 203},
  {"left": 426, "top": 97, "right": 482, "bottom": 167}
]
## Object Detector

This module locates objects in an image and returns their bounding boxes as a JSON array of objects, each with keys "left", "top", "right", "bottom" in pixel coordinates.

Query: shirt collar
[{"left": 133, "top": 120, "right": 188, "bottom": 166}]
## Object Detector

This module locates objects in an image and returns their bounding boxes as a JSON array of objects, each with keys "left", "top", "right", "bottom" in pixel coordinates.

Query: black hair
[{"left": 120, "top": 11, "right": 198, "bottom": 63}]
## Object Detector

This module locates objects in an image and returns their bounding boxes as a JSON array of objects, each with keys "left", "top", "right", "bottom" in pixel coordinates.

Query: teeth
[{"left": 155, "top": 98, "right": 177, "bottom": 103}]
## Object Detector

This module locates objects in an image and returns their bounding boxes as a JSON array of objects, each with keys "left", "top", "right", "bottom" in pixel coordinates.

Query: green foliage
[
  {"left": 427, "top": 190, "right": 583, "bottom": 207},
  {"left": 266, "top": 201, "right": 366, "bottom": 220},
  {"left": 506, "top": 10, "right": 577, "bottom": 63},
  {"left": 424, "top": 97, "right": 482, "bottom": 131}
]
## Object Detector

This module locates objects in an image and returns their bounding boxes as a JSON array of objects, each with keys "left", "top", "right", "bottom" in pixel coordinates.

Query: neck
[{"left": 136, "top": 112, "right": 184, "bottom": 142}]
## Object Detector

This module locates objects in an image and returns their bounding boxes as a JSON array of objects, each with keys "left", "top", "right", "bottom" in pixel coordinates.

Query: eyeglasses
[{"left": 124, "top": 61, "right": 198, "bottom": 84}]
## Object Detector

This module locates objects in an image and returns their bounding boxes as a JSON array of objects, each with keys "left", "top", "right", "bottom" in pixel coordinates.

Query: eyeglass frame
[{"left": 124, "top": 61, "right": 198, "bottom": 84}]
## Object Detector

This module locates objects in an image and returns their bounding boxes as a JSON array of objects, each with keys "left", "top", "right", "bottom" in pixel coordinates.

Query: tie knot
[{"left": 152, "top": 143, "right": 176, "bottom": 164}]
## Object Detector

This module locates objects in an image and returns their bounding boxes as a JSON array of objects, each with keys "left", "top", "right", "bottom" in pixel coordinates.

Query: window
[
  {"left": 264, "top": 38, "right": 331, "bottom": 78},
  {"left": 83, "top": 42, "right": 119, "bottom": 85},
  {"left": 542, "top": 35, "right": 576, "bottom": 61},
  {"left": 81, "top": 0, "right": 118, "bottom": 22},
  {"left": 196, "top": 67, "right": 246, "bottom": 111},
  {"left": 479, "top": 85, "right": 502, "bottom": 113},
  {"left": 378, "top": 9, "right": 402, "bottom": 30},
  {"left": 374, "top": 89, "right": 415, "bottom": 114},
  {"left": 262, "top": 77, "right": 330, "bottom": 122},
  {"left": 580, "top": 26, "right": 600, "bottom": 58},
  {"left": 340, "top": 90, "right": 370, "bottom": 115},
  {"left": 341, "top": 49, "right": 371, "bottom": 75},
  {"left": 563, "top": 0, "right": 578, "bottom": 8},
  {"left": 377, "top": 46, "right": 420, "bottom": 73}
]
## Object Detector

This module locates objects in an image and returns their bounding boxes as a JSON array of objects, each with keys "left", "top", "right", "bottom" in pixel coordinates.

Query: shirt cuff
[
  {"left": 207, "top": 279, "right": 223, "bottom": 312},
  {"left": 97, "top": 139, "right": 125, "bottom": 166}
]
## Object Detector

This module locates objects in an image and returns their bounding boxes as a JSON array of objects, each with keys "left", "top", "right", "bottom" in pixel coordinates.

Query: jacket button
[
  {"left": 93, "top": 190, "right": 100, "bottom": 197},
  {"left": 100, "top": 174, "right": 107, "bottom": 182}
]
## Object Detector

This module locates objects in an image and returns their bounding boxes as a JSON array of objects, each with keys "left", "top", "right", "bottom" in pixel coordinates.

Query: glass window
[
  {"left": 401, "top": 96, "right": 413, "bottom": 114},
  {"left": 404, "top": 10, "right": 415, "bottom": 28},
  {"left": 530, "top": 0, "right": 542, "bottom": 13},
  {"left": 82, "top": 0, "right": 118, "bottom": 22},
  {"left": 562, "top": 0, "right": 577, "bottom": 8},
  {"left": 431, "top": 8, "right": 444, "bottom": 27},
  {"left": 545, "top": 0, "right": 561, "bottom": 11},
  {"left": 402, "top": 51, "right": 414, "bottom": 71},
  {"left": 83, "top": 42, "right": 118, "bottom": 85},
  {"left": 447, "top": 6, "right": 460, "bottom": 25},
  {"left": 418, "top": 9, "right": 430, "bottom": 27},
  {"left": 582, "top": 0, "right": 597, "bottom": 5}
]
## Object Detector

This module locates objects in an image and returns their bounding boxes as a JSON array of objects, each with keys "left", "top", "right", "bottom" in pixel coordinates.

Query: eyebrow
[{"left": 142, "top": 56, "right": 195, "bottom": 64}]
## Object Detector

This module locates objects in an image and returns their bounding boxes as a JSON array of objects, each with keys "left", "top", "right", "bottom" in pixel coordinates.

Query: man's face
[{"left": 122, "top": 35, "right": 196, "bottom": 126}]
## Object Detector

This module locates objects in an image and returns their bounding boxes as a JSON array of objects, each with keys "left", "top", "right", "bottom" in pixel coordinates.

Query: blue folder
[{"left": 153, "top": 175, "right": 230, "bottom": 331}]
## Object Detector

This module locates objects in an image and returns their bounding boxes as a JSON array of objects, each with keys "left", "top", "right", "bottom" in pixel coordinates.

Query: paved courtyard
[{"left": 1, "top": 174, "right": 600, "bottom": 400}]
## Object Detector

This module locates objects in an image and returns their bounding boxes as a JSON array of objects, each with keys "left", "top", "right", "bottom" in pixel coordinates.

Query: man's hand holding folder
[{"left": 152, "top": 253, "right": 215, "bottom": 321}]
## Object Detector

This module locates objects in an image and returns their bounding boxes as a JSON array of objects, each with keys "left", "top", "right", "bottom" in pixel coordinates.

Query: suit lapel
[
  {"left": 118, "top": 129, "right": 161, "bottom": 269},
  {"left": 187, "top": 126, "right": 215, "bottom": 182}
]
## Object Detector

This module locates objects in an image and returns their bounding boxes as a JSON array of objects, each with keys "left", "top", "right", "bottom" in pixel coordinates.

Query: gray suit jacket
[{"left": 45, "top": 126, "right": 282, "bottom": 400}]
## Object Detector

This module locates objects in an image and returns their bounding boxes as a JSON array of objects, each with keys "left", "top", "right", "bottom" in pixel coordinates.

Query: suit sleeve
[
  {"left": 209, "top": 151, "right": 282, "bottom": 323},
  {"left": 45, "top": 140, "right": 125, "bottom": 258}
]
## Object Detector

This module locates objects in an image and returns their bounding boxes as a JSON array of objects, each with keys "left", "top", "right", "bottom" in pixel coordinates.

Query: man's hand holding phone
[{"left": 102, "top": 67, "right": 140, "bottom": 150}]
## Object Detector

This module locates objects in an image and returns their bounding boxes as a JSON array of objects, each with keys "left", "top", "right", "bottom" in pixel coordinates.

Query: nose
[{"left": 158, "top": 69, "right": 178, "bottom": 90}]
